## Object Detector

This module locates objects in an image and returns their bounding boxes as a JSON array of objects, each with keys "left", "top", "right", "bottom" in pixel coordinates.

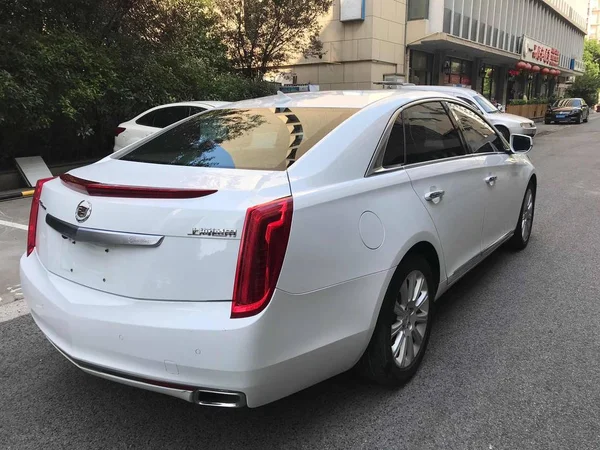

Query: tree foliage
[
  {"left": 567, "top": 39, "right": 600, "bottom": 106},
  {"left": 0, "top": 0, "right": 277, "bottom": 169},
  {"left": 216, "top": 0, "right": 333, "bottom": 79}
]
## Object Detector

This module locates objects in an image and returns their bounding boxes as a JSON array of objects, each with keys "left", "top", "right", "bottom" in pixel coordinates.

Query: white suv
[
  {"left": 400, "top": 85, "right": 537, "bottom": 140},
  {"left": 21, "top": 90, "right": 536, "bottom": 408}
]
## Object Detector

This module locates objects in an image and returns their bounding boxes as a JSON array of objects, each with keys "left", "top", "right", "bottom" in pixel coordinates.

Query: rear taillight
[
  {"left": 231, "top": 197, "right": 293, "bottom": 318},
  {"left": 115, "top": 127, "right": 126, "bottom": 136},
  {"left": 27, "top": 177, "right": 56, "bottom": 256}
]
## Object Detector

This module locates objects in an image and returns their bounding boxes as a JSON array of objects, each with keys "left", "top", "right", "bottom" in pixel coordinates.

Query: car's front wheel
[
  {"left": 508, "top": 183, "right": 535, "bottom": 250},
  {"left": 358, "top": 255, "right": 435, "bottom": 386}
]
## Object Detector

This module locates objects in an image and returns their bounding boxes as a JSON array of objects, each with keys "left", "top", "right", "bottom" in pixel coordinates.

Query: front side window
[
  {"left": 403, "top": 102, "right": 465, "bottom": 164},
  {"left": 121, "top": 107, "right": 357, "bottom": 170},
  {"left": 447, "top": 103, "right": 504, "bottom": 154}
]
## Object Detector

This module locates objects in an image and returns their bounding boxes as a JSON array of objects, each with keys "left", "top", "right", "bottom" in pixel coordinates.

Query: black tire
[
  {"left": 584, "top": 114, "right": 589, "bottom": 123},
  {"left": 498, "top": 126, "right": 510, "bottom": 142},
  {"left": 544, "top": 119, "right": 551, "bottom": 124},
  {"left": 577, "top": 114, "right": 582, "bottom": 124},
  {"left": 508, "top": 182, "right": 536, "bottom": 251},
  {"left": 358, "top": 254, "right": 435, "bottom": 386}
]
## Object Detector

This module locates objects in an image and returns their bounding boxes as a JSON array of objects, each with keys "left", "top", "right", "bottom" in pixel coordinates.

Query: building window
[
  {"left": 408, "top": 0, "right": 429, "bottom": 20},
  {"left": 443, "top": 57, "right": 472, "bottom": 87},
  {"left": 409, "top": 50, "right": 433, "bottom": 85}
]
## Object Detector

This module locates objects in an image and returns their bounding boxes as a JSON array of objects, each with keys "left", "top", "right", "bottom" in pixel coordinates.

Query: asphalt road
[{"left": 2, "top": 118, "right": 600, "bottom": 449}]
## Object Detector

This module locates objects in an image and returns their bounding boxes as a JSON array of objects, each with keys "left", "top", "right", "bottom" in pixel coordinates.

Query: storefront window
[
  {"left": 481, "top": 65, "right": 497, "bottom": 100},
  {"left": 443, "top": 57, "right": 472, "bottom": 87},
  {"left": 408, "top": 0, "right": 429, "bottom": 20}
]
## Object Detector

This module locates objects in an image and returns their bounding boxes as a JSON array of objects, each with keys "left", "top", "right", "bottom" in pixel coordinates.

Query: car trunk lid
[{"left": 36, "top": 158, "right": 291, "bottom": 301}]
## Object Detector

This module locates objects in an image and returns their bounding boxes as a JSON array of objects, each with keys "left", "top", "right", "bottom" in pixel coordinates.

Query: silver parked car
[{"left": 400, "top": 85, "right": 537, "bottom": 140}]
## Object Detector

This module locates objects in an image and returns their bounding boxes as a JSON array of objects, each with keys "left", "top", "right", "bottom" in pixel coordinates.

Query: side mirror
[{"left": 510, "top": 134, "right": 533, "bottom": 153}]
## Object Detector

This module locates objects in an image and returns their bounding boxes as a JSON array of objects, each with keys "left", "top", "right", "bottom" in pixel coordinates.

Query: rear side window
[
  {"left": 188, "top": 106, "right": 206, "bottom": 116},
  {"left": 136, "top": 106, "right": 191, "bottom": 128},
  {"left": 403, "top": 102, "right": 465, "bottom": 164},
  {"left": 447, "top": 103, "right": 505, "bottom": 153},
  {"left": 121, "top": 107, "right": 358, "bottom": 170},
  {"left": 382, "top": 116, "right": 405, "bottom": 168},
  {"left": 136, "top": 110, "right": 157, "bottom": 127},
  {"left": 152, "top": 106, "right": 190, "bottom": 128}
]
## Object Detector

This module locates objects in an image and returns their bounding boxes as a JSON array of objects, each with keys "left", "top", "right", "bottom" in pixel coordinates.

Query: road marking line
[
  {"left": 0, "top": 299, "right": 30, "bottom": 323},
  {"left": 0, "top": 219, "right": 28, "bottom": 231}
]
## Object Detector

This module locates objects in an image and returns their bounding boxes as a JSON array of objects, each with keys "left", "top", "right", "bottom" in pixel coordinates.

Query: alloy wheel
[
  {"left": 521, "top": 189, "right": 534, "bottom": 241},
  {"left": 391, "top": 270, "right": 430, "bottom": 368}
]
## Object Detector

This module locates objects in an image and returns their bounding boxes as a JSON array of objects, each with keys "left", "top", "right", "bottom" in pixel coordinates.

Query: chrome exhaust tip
[{"left": 193, "top": 389, "right": 247, "bottom": 408}]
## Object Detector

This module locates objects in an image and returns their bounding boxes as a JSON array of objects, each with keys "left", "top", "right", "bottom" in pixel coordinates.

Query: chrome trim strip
[
  {"left": 46, "top": 214, "right": 164, "bottom": 247},
  {"left": 481, "top": 230, "right": 514, "bottom": 259},
  {"left": 46, "top": 338, "right": 195, "bottom": 402},
  {"left": 447, "top": 230, "right": 514, "bottom": 286},
  {"left": 46, "top": 337, "right": 247, "bottom": 407}
]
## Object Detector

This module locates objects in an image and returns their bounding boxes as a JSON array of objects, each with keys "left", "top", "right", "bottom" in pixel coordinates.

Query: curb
[{"left": 0, "top": 189, "right": 35, "bottom": 202}]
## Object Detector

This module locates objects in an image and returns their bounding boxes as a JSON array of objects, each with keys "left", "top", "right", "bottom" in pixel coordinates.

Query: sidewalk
[{"left": 535, "top": 111, "right": 600, "bottom": 138}]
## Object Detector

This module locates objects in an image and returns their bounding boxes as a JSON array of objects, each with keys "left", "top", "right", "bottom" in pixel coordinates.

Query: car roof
[
  {"left": 223, "top": 89, "right": 458, "bottom": 109},
  {"left": 152, "top": 101, "right": 229, "bottom": 108},
  {"left": 399, "top": 85, "right": 480, "bottom": 97}
]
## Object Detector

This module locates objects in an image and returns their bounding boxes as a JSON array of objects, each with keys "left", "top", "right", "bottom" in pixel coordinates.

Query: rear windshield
[{"left": 120, "top": 107, "right": 358, "bottom": 170}]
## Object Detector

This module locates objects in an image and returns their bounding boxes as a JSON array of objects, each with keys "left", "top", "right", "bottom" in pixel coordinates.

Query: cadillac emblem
[{"left": 75, "top": 200, "right": 92, "bottom": 223}]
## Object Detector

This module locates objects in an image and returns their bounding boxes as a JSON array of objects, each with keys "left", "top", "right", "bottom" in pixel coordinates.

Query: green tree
[
  {"left": 0, "top": 0, "right": 277, "bottom": 169},
  {"left": 567, "top": 39, "right": 600, "bottom": 106},
  {"left": 216, "top": 0, "right": 333, "bottom": 79}
]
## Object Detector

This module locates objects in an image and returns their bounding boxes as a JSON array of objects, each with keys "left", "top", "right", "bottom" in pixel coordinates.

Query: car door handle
[
  {"left": 424, "top": 190, "right": 445, "bottom": 203},
  {"left": 485, "top": 175, "right": 498, "bottom": 186}
]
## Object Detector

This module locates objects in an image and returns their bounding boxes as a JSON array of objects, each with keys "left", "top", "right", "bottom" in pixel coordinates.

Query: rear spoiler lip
[{"left": 59, "top": 174, "right": 217, "bottom": 199}]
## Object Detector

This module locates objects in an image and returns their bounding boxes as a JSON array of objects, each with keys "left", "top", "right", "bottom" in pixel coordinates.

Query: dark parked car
[{"left": 545, "top": 98, "right": 589, "bottom": 124}]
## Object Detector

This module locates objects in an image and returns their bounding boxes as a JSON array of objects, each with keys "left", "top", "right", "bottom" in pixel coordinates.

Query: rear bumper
[{"left": 21, "top": 252, "right": 389, "bottom": 407}]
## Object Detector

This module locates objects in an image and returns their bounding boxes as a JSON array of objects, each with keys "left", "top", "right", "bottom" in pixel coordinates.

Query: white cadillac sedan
[{"left": 21, "top": 90, "right": 536, "bottom": 408}]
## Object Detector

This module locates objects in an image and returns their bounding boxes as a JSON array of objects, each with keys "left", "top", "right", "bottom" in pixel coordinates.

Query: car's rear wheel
[
  {"left": 358, "top": 255, "right": 435, "bottom": 386},
  {"left": 544, "top": 119, "right": 551, "bottom": 124},
  {"left": 508, "top": 183, "right": 535, "bottom": 250}
]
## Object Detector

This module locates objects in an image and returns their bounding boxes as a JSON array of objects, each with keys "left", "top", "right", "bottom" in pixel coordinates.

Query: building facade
[
  {"left": 588, "top": 0, "right": 600, "bottom": 40},
  {"left": 275, "top": 0, "right": 586, "bottom": 103}
]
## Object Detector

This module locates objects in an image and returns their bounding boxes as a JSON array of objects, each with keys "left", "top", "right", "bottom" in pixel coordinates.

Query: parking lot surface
[{"left": 2, "top": 118, "right": 600, "bottom": 449}]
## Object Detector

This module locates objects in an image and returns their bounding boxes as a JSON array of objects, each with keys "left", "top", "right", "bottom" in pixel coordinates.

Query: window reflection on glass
[{"left": 121, "top": 108, "right": 358, "bottom": 171}]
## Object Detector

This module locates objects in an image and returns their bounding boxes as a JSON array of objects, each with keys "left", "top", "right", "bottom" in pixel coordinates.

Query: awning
[{"left": 407, "top": 32, "right": 581, "bottom": 75}]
